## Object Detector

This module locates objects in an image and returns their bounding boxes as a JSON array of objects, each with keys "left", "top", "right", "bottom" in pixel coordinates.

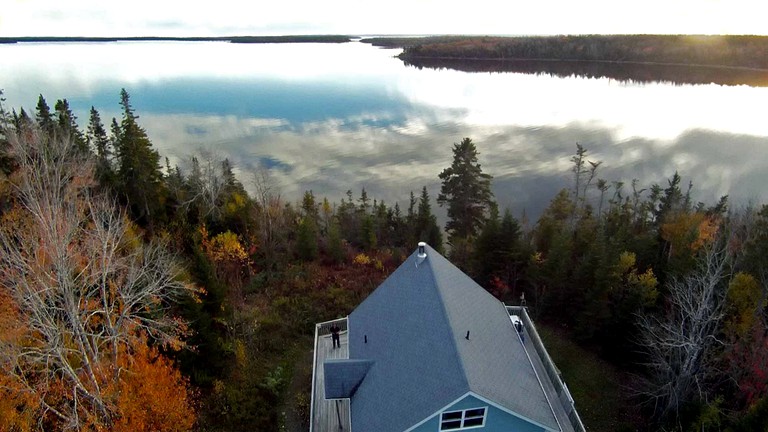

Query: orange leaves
[
  {"left": 110, "top": 341, "right": 196, "bottom": 432},
  {"left": 0, "top": 373, "right": 37, "bottom": 431},
  {"left": 661, "top": 212, "right": 719, "bottom": 257},
  {"left": 0, "top": 292, "right": 35, "bottom": 431}
]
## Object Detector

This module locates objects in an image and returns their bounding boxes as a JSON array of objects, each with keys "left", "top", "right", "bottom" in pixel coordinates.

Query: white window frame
[{"left": 439, "top": 406, "right": 488, "bottom": 431}]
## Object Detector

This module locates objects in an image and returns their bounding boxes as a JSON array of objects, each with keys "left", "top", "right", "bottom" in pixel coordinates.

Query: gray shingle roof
[
  {"left": 344, "top": 244, "right": 560, "bottom": 432},
  {"left": 324, "top": 359, "right": 374, "bottom": 399}
]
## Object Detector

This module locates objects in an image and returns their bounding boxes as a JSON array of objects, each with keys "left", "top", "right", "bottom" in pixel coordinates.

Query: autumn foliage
[
  {"left": 0, "top": 128, "right": 195, "bottom": 431},
  {"left": 110, "top": 342, "right": 196, "bottom": 432}
]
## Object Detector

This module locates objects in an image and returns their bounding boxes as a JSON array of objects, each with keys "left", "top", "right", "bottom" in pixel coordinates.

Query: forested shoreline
[
  {"left": 1, "top": 90, "right": 767, "bottom": 431},
  {"left": 0, "top": 35, "right": 352, "bottom": 44},
  {"left": 365, "top": 34, "right": 768, "bottom": 70}
]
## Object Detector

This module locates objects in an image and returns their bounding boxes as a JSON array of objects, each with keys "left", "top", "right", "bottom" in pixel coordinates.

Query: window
[{"left": 439, "top": 407, "right": 487, "bottom": 430}]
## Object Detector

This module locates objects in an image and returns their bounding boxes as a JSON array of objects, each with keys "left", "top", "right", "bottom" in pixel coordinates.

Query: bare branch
[
  {"left": 0, "top": 128, "right": 192, "bottom": 429},
  {"left": 636, "top": 237, "right": 732, "bottom": 420}
]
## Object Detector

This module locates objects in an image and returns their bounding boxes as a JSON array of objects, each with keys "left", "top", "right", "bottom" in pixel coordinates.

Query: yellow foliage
[
  {"left": 725, "top": 272, "right": 761, "bottom": 339},
  {"left": 616, "top": 251, "right": 637, "bottom": 274},
  {"left": 661, "top": 212, "right": 719, "bottom": 256},
  {"left": 631, "top": 268, "right": 660, "bottom": 306},
  {"left": 224, "top": 191, "right": 247, "bottom": 216},
  {"left": 353, "top": 253, "right": 371, "bottom": 266},
  {"left": 201, "top": 228, "right": 248, "bottom": 263},
  {"left": 233, "top": 339, "right": 247, "bottom": 369},
  {"left": 211, "top": 232, "right": 248, "bottom": 262},
  {"left": 121, "top": 218, "right": 145, "bottom": 252},
  {"left": 613, "top": 251, "right": 658, "bottom": 306}
]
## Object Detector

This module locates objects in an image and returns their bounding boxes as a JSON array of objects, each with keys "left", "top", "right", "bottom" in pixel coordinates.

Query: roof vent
[{"left": 416, "top": 242, "right": 427, "bottom": 267}]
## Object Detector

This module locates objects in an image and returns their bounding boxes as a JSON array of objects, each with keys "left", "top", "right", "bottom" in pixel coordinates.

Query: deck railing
[
  {"left": 316, "top": 317, "right": 348, "bottom": 336},
  {"left": 505, "top": 305, "right": 587, "bottom": 432},
  {"left": 310, "top": 317, "right": 348, "bottom": 432}
]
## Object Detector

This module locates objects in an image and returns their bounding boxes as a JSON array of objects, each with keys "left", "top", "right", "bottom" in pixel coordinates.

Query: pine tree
[
  {"left": 327, "top": 219, "right": 345, "bottom": 264},
  {"left": 296, "top": 217, "right": 319, "bottom": 261},
  {"left": 54, "top": 99, "right": 87, "bottom": 153},
  {"left": 414, "top": 186, "right": 443, "bottom": 251},
  {"left": 0, "top": 89, "right": 12, "bottom": 174},
  {"left": 87, "top": 107, "right": 115, "bottom": 188},
  {"left": 35, "top": 94, "right": 55, "bottom": 137},
  {"left": 358, "top": 187, "right": 370, "bottom": 215},
  {"left": 438, "top": 137, "right": 494, "bottom": 248},
  {"left": 114, "top": 89, "right": 165, "bottom": 228},
  {"left": 12, "top": 108, "right": 32, "bottom": 131}
]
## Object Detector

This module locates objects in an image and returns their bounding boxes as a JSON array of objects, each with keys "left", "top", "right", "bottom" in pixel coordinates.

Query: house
[{"left": 310, "top": 243, "right": 585, "bottom": 432}]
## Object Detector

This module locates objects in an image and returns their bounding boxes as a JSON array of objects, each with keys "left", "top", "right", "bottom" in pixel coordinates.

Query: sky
[{"left": 2, "top": 0, "right": 767, "bottom": 37}]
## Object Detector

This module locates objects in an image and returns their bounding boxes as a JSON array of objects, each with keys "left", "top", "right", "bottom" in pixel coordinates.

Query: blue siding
[{"left": 411, "top": 394, "right": 547, "bottom": 432}]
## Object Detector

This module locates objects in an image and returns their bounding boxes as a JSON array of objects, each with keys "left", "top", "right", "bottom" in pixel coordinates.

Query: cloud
[
  {"left": 2, "top": 37, "right": 765, "bottom": 221},
  {"left": 3, "top": 0, "right": 767, "bottom": 37},
  {"left": 132, "top": 107, "right": 767, "bottom": 223}
]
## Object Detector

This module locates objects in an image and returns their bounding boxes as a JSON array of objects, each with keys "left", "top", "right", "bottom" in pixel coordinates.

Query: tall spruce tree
[
  {"left": 114, "top": 89, "right": 165, "bottom": 227},
  {"left": 414, "top": 186, "right": 443, "bottom": 251},
  {"left": 35, "top": 94, "right": 55, "bottom": 137},
  {"left": 87, "top": 106, "right": 115, "bottom": 188},
  {"left": 0, "top": 89, "right": 12, "bottom": 174},
  {"left": 54, "top": 99, "right": 87, "bottom": 153},
  {"left": 437, "top": 137, "right": 494, "bottom": 249}
]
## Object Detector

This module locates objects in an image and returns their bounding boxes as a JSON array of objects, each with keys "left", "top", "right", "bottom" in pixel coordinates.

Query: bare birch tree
[
  {"left": 181, "top": 148, "right": 227, "bottom": 219},
  {"left": 0, "top": 128, "right": 192, "bottom": 430},
  {"left": 251, "top": 165, "right": 288, "bottom": 272},
  {"left": 637, "top": 236, "right": 732, "bottom": 420}
]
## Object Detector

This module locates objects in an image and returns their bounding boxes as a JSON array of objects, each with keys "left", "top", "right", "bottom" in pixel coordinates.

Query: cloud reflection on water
[
  {"left": 2, "top": 41, "right": 766, "bottom": 221},
  {"left": 140, "top": 109, "right": 767, "bottom": 221}
]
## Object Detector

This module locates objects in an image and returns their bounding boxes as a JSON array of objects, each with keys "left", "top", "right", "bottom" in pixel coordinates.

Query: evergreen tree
[
  {"left": 327, "top": 219, "right": 345, "bottom": 264},
  {"left": 438, "top": 137, "right": 494, "bottom": 248},
  {"left": 373, "top": 199, "right": 390, "bottom": 246},
  {"left": 321, "top": 197, "right": 333, "bottom": 235},
  {"left": 0, "top": 89, "right": 12, "bottom": 174},
  {"left": 87, "top": 107, "right": 115, "bottom": 188},
  {"left": 296, "top": 217, "right": 319, "bottom": 261},
  {"left": 12, "top": 108, "right": 32, "bottom": 132},
  {"left": 114, "top": 89, "right": 165, "bottom": 228},
  {"left": 218, "top": 158, "right": 251, "bottom": 236},
  {"left": 474, "top": 207, "right": 526, "bottom": 294},
  {"left": 414, "top": 186, "right": 443, "bottom": 251},
  {"left": 301, "top": 190, "right": 319, "bottom": 226},
  {"left": 337, "top": 190, "right": 357, "bottom": 244},
  {"left": 35, "top": 94, "right": 55, "bottom": 137},
  {"left": 357, "top": 187, "right": 370, "bottom": 215},
  {"left": 360, "top": 215, "right": 377, "bottom": 251},
  {"left": 391, "top": 202, "right": 407, "bottom": 247},
  {"left": 54, "top": 99, "right": 87, "bottom": 153}
]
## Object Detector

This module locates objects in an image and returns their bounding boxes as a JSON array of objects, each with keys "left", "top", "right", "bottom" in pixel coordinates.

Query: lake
[{"left": 2, "top": 40, "right": 767, "bottom": 219}]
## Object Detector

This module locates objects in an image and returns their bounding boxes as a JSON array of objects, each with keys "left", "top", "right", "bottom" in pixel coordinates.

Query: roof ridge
[{"left": 424, "top": 246, "right": 471, "bottom": 391}]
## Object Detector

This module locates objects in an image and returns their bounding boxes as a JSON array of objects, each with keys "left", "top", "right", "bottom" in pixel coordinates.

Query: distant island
[
  {"left": 359, "top": 34, "right": 768, "bottom": 86},
  {"left": 0, "top": 35, "right": 352, "bottom": 44},
  {"left": 7, "top": 34, "right": 767, "bottom": 86},
  {"left": 361, "top": 34, "right": 768, "bottom": 71}
]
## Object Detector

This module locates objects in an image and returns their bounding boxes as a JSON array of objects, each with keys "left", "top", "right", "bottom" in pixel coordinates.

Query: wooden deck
[{"left": 311, "top": 320, "right": 351, "bottom": 432}]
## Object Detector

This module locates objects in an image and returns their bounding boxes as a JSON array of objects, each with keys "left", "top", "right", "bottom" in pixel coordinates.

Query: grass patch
[{"left": 537, "top": 324, "right": 640, "bottom": 432}]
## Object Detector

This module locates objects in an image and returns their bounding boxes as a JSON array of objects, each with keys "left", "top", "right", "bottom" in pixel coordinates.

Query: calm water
[{"left": 2, "top": 41, "right": 767, "bottom": 219}]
